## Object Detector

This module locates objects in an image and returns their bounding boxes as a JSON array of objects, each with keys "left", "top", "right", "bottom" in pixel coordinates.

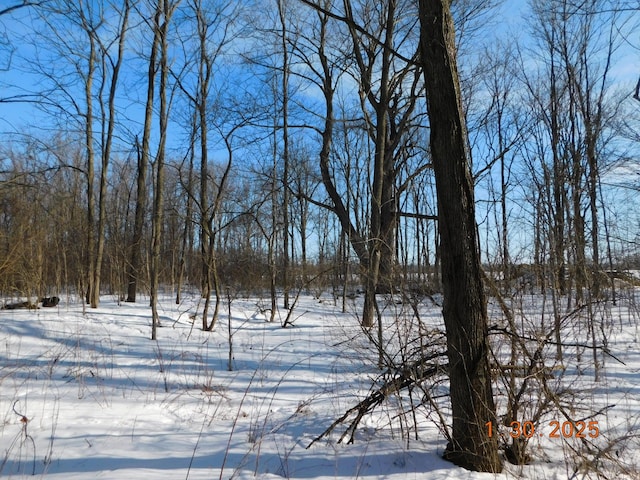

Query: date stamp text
[{"left": 486, "top": 420, "right": 599, "bottom": 439}]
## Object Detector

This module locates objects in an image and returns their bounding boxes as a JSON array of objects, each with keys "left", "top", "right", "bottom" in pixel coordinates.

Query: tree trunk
[
  {"left": 418, "top": 0, "right": 502, "bottom": 472},
  {"left": 126, "top": 0, "right": 158, "bottom": 304},
  {"left": 85, "top": 32, "right": 96, "bottom": 306},
  {"left": 151, "top": 0, "right": 177, "bottom": 340},
  {"left": 278, "top": 0, "right": 291, "bottom": 310},
  {"left": 176, "top": 132, "right": 195, "bottom": 305},
  {"left": 92, "top": 1, "right": 129, "bottom": 308}
]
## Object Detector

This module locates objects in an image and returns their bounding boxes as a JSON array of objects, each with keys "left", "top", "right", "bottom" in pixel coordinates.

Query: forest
[{"left": 1, "top": 0, "right": 640, "bottom": 477}]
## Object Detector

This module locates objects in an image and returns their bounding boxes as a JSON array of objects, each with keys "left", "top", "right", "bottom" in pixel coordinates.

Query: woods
[{"left": 1, "top": 0, "right": 639, "bottom": 474}]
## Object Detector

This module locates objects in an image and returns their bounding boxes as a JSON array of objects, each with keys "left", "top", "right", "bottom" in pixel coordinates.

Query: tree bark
[
  {"left": 151, "top": 0, "right": 179, "bottom": 340},
  {"left": 418, "top": 0, "right": 502, "bottom": 472}
]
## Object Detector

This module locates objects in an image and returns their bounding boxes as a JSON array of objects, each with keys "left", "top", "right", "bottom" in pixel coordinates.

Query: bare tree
[
  {"left": 174, "top": 133, "right": 195, "bottom": 305},
  {"left": 91, "top": 0, "right": 131, "bottom": 307},
  {"left": 345, "top": 0, "right": 426, "bottom": 328},
  {"left": 150, "top": 0, "right": 181, "bottom": 340},
  {"left": 295, "top": 0, "right": 426, "bottom": 329},
  {"left": 418, "top": 0, "right": 502, "bottom": 472},
  {"left": 125, "top": 134, "right": 148, "bottom": 303},
  {"left": 173, "top": 0, "right": 239, "bottom": 329},
  {"left": 277, "top": 0, "right": 292, "bottom": 310},
  {"left": 24, "top": 1, "right": 132, "bottom": 307}
]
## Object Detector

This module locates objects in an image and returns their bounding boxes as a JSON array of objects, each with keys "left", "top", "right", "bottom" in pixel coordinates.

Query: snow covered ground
[{"left": 1, "top": 290, "right": 639, "bottom": 479}]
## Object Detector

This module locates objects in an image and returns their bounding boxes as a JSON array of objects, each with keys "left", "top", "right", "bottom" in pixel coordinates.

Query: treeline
[
  {"left": 0, "top": 139, "right": 378, "bottom": 297},
  {"left": 0, "top": 0, "right": 638, "bottom": 318}
]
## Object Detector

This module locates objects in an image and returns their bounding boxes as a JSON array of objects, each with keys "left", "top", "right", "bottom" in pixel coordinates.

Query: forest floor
[{"left": 1, "top": 289, "right": 639, "bottom": 479}]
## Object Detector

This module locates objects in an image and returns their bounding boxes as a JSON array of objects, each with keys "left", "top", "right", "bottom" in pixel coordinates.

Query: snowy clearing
[{"left": 1, "top": 291, "right": 639, "bottom": 479}]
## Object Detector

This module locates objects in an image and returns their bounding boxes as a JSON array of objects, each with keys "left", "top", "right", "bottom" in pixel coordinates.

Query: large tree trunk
[{"left": 418, "top": 0, "right": 502, "bottom": 473}]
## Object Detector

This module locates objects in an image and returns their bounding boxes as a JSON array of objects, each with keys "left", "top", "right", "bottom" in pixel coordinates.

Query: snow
[{"left": 1, "top": 291, "right": 639, "bottom": 479}]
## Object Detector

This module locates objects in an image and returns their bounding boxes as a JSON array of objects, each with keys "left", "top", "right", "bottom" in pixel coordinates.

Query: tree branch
[
  {"left": 0, "top": 1, "right": 45, "bottom": 17},
  {"left": 307, "top": 352, "right": 447, "bottom": 448}
]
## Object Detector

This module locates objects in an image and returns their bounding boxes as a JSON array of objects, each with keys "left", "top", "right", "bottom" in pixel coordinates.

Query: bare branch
[{"left": 0, "top": 1, "right": 46, "bottom": 17}]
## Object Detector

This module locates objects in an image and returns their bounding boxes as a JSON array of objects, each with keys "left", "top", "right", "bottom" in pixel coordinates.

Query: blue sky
[
  {"left": 1, "top": 0, "right": 637, "bottom": 141},
  {"left": 0, "top": 1, "right": 517, "bottom": 131}
]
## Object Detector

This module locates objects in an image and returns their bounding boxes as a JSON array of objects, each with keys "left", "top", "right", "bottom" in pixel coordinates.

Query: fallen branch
[{"left": 307, "top": 353, "right": 447, "bottom": 448}]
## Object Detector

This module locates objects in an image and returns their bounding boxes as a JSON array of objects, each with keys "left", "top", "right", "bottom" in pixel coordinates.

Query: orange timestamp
[{"left": 485, "top": 420, "right": 600, "bottom": 439}]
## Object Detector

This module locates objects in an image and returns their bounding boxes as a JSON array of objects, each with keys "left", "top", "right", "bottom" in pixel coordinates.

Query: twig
[
  {"left": 11, "top": 401, "right": 36, "bottom": 476},
  {"left": 488, "top": 326, "right": 626, "bottom": 365}
]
